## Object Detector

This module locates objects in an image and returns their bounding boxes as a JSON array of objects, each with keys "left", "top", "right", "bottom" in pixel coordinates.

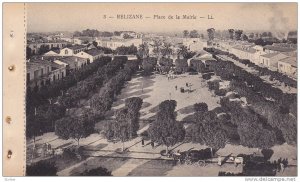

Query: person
[
  {"left": 280, "top": 162, "right": 285, "bottom": 173},
  {"left": 151, "top": 141, "right": 154, "bottom": 149},
  {"left": 186, "top": 82, "right": 188, "bottom": 87},
  {"left": 218, "top": 155, "right": 222, "bottom": 166},
  {"left": 141, "top": 139, "right": 145, "bottom": 146},
  {"left": 175, "top": 85, "right": 177, "bottom": 90}
]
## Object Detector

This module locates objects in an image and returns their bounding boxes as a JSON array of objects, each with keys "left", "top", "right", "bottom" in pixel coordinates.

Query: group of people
[
  {"left": 174, "top": 82, "right": 192, "bottom": 93},
  {"left": 273, "top": 158, "right": 288, "bottom": 173}
]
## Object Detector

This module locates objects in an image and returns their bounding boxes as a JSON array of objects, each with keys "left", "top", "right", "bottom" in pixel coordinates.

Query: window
[
  {"left": 34, "top": 70, "right": 39, "bottom": 79},
  {"left": 27, "top": 73, "right": 30, "bottom": 82},
  {"left": 65, "top": 49, "right": 68, "bottom": 55}
]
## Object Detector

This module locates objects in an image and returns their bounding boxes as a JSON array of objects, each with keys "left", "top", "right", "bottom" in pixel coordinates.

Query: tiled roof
[
  {"left": 26, "top": 60, "right": 51, "bottom": 72},
  {"left": 84, "top": 48, "right": 103, "bottom": 56},
  {"left": 58, "top": 56, "right": 87, "bottom": 65},
  {"left": 66, "top": 44, "right": 87, "bottom": 50}
]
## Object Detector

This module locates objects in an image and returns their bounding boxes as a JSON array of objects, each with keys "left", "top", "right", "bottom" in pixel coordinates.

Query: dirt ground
[{"left": 27, "top": 73, "right": 297, "bottom": 176}]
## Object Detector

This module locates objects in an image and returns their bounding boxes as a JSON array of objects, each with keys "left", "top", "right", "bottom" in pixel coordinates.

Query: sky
[{"left": 27, "top": 3, "right": 297, "bottom": 33}]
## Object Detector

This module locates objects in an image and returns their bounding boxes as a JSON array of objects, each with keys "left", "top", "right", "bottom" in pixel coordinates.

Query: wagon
[{"left": 172, "top": 148, "right": 212, "bottom": 167}]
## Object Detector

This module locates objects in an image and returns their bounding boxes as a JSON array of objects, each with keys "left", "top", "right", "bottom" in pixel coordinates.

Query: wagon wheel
[
  {"left": 185, "top": 159, "right": 192, "bottom": 165},
  {"left": 197, "top": 160, "right": 206, "bottom": 167}
]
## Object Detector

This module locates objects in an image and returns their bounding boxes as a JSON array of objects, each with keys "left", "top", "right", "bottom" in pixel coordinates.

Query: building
[
  {"left": 55, "top": 56, "right": 88, "bottom": 73},
  {"left": 230, "top": 44, "right": 256, "bottom": 63},
  {"left": 44, "top": 49, "right": 60, "bottom": 56},
  {"left": 278, "top": 57, "right": 297, "bottom": 78},
  {"left": 287, "top": 31, "right": 297, "bottom": 43},
  {"left": 27, "top": 40, "right": 69, "bottom": 54},
  {"left": 75, "top": 48, "right": 104, "bottom": 63},
  {"left": 187, "top": 50, "right": 214, "bottom": 66},
  {"left": 73, "top": 36, "right": 95, "bottom": 44},
  {"left": 113, "top": 55, "right": 138, "bottom": 61},
  {"left": 59, "top": 45, "right": 87, "bottom": 56},
  {"left": 96, "top": 38, "right": 142, "bottom": 50},
  {"left": 263, "top": 45, "right": 296, "bottom": 54},
  {"left": 259, "top": 53, "right": 289, "bottom": 70},
  {"left": 26, "top": 59, "right": 66, "bottom": 89}
]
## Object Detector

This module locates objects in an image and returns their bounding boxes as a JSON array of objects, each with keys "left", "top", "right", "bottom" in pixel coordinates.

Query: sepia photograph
[{"left": 24, "top": 2, "right": 297, "bottom": 177}]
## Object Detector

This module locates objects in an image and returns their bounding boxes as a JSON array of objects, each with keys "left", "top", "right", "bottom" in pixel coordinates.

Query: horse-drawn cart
[{"left": 171, "top": 148, "right": 212, "bottom": 166}]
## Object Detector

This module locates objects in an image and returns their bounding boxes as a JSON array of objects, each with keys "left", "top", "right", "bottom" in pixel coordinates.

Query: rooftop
[
  {"left": 58, "top": 56, "right": 87, "bottom": 65},
  {"left": 263, "top": 45, "right": 296, "bottom": 52},
  {"left": 232, "top": 45, "right": 256, "bottom": 53},
  {"left": 279, "top": 57, "right": 297, "bottom": 67},
  {"left": 84, "top": 48, "right": 104, "bottom": 56},
  {"left": 260, "top": 52, "right": 280, "bottom": 58},
  {"left": 66, "top": 44, "right": 87, "bottom": 50}
]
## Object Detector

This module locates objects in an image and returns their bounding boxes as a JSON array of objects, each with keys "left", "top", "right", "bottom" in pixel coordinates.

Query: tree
[
  {"left": 177, "top": 45, "right": 188, "bottom": 58},
  {"left": 26, "top": 114, "right": 44, "bottom": 148},
  {"left": 38, "top": 45, "right": 50, "bottom": 55},
  {"left": 105, "top": 108, "right": 130, "bottom": 151},
  {"left": 138, "top": 42, "right": 149, "bottom": 58},
  {"left": 194, "top": 102, "right": 208, "bottom": 113},
  {"left": 241, "top": 34, "right": 248, "bottom": 41},
  {"left": 80, "top": 167, "right": 112, "bottom": 176},
  {"left": 207, "top": 28, "right": 215, "bottom": 41},
  {"left": 123, "top": 33, "right": 134, "bottom": 39},
  {"left": 55, "top": 114, "right": 95, "bottom": 146},
  {"left": 114, "top": 31, "right": 121, "bottom": 36},
  {"left": 125, "top": 97, "right": 143, "bottom": 138},
  {"left": 142, "top": 57, "right": 157, "bottom": 75},
  {"left": 115, "top": 45, "right": 138, "bottom": 55},
  {"left": 234, "top": 30, "right": 243, "bottom": 40},
  {"left": 191, "top": 120, "right": 228, "bottom": 150},
  {"left": 175, "top": 58, "right": 188, "bottom": 73},
  {"left": 152, "top": 40, "right": 162, "bottom": 58},
  {"left": 26, "top": 161, "right": 57, "bottom": 176},
  {"left": 228, "top": 29, "right": 234, "bottom": 40},
  {"left": 148, "top": 100, "right": 185, "bottom": 154},
  {"left": 161, "top": 42, "right": 173, "bottom": 58},
  {"left": 183, "top": 30, "right": 189, "bottom": 38},
  {"left": 92, "top": 41, "right": 98, "bottom": 48},
  {"left": 189, "top": 30, "right": 199, "bottom": 38},
  {"left": 249, "top": 33, "right": 254, "bottom": 39},
  {"left": 26, "top": 46, "right": 33, "bottom": 59}
]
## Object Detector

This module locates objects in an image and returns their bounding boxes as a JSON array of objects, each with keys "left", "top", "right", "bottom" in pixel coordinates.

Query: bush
[
  {"left": 207, "top": 80, "right": 219, "bottom": 90},
  {"left": 26, "top": 161, "right": 57, "bottom": 176},
  {"left": 194, "top": 103, "right": 208, "bottom": 113},
  {"left": 215, "top": 89, "right": 227, "bottom": 96},
  {"left": 202, "top": 73, "right": 212, "bottom": 80},
  {"left": 80, "top": 167, "right": 112, "bottom": 176}
]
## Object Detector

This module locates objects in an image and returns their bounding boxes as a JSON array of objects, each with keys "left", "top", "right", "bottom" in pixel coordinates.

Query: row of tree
[
  {"left": 183, "top": 30, "right": 203, "bottom": 38},
  {"left": 205, "top": 57, "right": 296, "bottom": 144},
  {"left": 54, "top": 58, "right": 140, "bottom": 146},
  {"left": 26, "top": 57, "right": 111, "bottom": 110},
  {"left": 104, "top": 97, "right": 143, "bottom": 151}
]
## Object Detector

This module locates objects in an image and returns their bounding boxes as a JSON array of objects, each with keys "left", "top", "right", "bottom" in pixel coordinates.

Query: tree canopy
[{"left": 148, "top": 100, "right": 185, "bottom": 153}]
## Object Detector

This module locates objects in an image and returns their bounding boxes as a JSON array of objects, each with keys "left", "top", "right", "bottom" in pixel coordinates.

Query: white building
[
  {"left": 59, "top": 45, "right": 87, "bottom": 56},
  {"left": 76, "top": 48, "right": 104, "bottom": 63},
  {"left": 259, "top": 53, "right": 289, "bottom": 70},
  {"left": 96, "top": 38, "right": 142, "bottom": 50},
  {"left": 278, "top": 57, "right": 297, "bottom": 78}
]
